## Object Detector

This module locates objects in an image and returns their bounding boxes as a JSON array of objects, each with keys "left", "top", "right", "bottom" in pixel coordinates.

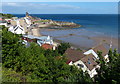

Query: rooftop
[
  {"left": 41, "top": 44, "right": 53, "bottom": 50},
  {"left": 81, "top": 54, "right": 98, "bottom": 70},
  {"left": 23, "top": 35, "right": 50, "bottom": 40},
  {"left": 65, "top": 48, "right": 85, "bottom": 62},
  {"left": 93, "top": 44, "right": 108, "bottom": 56}
]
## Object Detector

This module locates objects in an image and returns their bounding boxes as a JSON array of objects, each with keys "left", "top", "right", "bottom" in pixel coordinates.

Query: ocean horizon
[{"left": 14, "top": 14, "right": 118, "bottom": 38}]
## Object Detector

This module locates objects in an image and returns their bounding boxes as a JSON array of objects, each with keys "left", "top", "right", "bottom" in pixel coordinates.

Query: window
[
  {"left": 88, "top": 59, "right": 91, "bottom": 64},
  {"left": 77, "top": 64, "right": 84, "bottom": 68}
]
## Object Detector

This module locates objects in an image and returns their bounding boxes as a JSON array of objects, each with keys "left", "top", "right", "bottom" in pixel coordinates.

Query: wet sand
[
  {"left": 91, "top": 36, "right": 118, "bottom": 49},
  {"left": 40, "top": 28, "right": 118, "bottom": 51}
]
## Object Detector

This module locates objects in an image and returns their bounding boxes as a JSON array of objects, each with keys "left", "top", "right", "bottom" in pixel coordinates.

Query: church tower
[{"left": 26, "top": 12, "right": 29, "bottom": 17}]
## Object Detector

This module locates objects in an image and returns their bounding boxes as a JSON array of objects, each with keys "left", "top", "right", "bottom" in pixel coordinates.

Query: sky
[
  {"left": 2, "top": 0, "right": 119, "bottom": 2},
  {"left": 1, "top": 2, "right": 118, "bottom": 14}
]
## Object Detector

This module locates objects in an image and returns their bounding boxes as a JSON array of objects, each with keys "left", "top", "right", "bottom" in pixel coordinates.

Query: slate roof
[
  {"left": 81, "top": 54, "right": 98, "bottom": 70},
  {"left": 93, "top": 44, "right": 108, "bottom": 56},
  {"left": 65, "top": 48, "right": 85, "bottom": 62}
]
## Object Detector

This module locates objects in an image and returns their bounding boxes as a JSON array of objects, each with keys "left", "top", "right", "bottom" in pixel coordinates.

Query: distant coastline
[{"left": 13, "top": 14, "right": 81, "bottom": 29}]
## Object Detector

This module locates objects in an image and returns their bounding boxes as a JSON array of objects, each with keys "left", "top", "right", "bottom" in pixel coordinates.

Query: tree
[
  {"left": 95, "top": 49, "right": 120, "bottom": 84},
  {"left": 2, "top": 26, "right": 92, "bottom": 83},
  {"left": 0, "top": 13, "right": 14, "bottom": 18},
  {"left": 57, "top": 42, "right": 70, "bottom": 55}
]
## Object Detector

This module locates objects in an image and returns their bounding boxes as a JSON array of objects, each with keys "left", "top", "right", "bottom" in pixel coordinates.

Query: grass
[{"left": 34, "top": 20, "right": 49, "bottom": 23}]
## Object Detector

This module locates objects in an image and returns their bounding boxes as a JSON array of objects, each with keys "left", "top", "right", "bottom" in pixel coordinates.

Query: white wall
[
  {"left": 104, "top": 54, "right": 109, "bottom": 62},
  {"left": 0, "top": 23, "right": 8, "bottom": 27},
  {"left": 73, "top": 60, "right": 99, "bottom": 78},
  {"left": 74, "top": 60, "right": 88, "bottom": 72},
  {"left": 68, "top": 61, "right": 73, "bottom": 66},
  {"left": 84, "top": 49, "right": 99, "bottom": 59}
]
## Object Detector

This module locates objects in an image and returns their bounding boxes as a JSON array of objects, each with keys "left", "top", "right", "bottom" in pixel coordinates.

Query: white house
[
  {"left": 22, "top": 34, "right": 58, "bottom": 50},
  {"left": 23, "top": 35, "right": 54, "bottom": 46},
  {"left": 84, "top": 44, "right": 109, "bottom": 62},
  {"left": 74, "top": 54, "right": 100, "bottom": 78},
  {"left": 65, "top": 48, "right": 100, "bottom": 78},
  {"left": 8, "top": 20, "right": 25, "bottom": 34}
]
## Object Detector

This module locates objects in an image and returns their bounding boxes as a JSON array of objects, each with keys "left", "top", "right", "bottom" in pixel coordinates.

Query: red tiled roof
[{"left": 41, "top": 44, "right": 53, "bottom": 50}]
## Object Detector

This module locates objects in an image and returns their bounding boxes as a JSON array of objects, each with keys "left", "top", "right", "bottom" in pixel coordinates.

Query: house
[
  {"left": 8, "top": 20, "right": 25, "bottom": 34},
  {"left": 23, "top": 35, "right": 53, "bottom": 46},
  {"left": 0, "top": 18, "right": 8, "bottom": 27},
  {"left": 22, "top": 35, "right": 57, "bottom": 50},
  {"left": 64, "top": 48, "right": 100, "bottom": 78},
  {"left": 36, "top": 36, "right": 53, "bottom": 46},
  {"left": 84, "top": 44, "right": 109, "bottom": 62},
  {"left": 10, "top": 17, "right": 32, "bottom": 34},
  {"left": 41, "top": 44, "right": 53, "bottom": 50},
  {"left": 8, "top": 25, "right": 25, "bottom": 34}
]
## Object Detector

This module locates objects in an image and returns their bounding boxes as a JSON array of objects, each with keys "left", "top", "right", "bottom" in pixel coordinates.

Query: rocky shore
[{"left": 30, "top": 14, "right": 81, "bottom": 29}]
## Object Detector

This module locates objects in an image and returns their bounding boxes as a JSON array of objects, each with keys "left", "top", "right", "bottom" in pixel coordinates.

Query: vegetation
[
  {"left": 0, "top": 63, "right": 2, "bottom": 83},
  {"left": 0, "top": 13, "right": 14, "bottom": 18},
  {"left": 95, "top": 49, "right": 120, "bottom": 84},
  {"left": 34, "top": 20, "right": 49, "bottom": 23},
  {"left": 56, "top": 42, "right": 70, "bottom": 55},
  {"left": 2, "top": 67, "right": 26, "bottom": 82},
  {"left": 2, "top": 26, "right": 92, "bottom": 83},
  {"left": 1, "top": 25, "right": 120, "bottom": 83}
]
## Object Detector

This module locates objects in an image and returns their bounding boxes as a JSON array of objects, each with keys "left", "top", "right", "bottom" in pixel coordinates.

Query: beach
[
  {"left": 91, "top": 36, "right": 118, "bottom": 49},
  {"left": 40, "top": 28, "right": 118, "bottom": 51}
]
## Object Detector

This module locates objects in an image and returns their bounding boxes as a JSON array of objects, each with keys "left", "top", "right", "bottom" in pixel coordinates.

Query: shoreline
[
  {"left": 40, "top": 28, "right": 118, "bottom": 51},
  {"left": 91, "top": 36, "right": 118, "bottom": 49}
]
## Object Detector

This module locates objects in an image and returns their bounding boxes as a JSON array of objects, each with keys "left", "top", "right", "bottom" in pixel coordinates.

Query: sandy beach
[{"left": 91, "top": 36, "right": 118, "bottom": 49}]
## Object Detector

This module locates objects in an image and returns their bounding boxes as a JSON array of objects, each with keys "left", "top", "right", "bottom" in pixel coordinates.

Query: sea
[{"left": 14, "top": 14, "right": 118, "bottom": 50}]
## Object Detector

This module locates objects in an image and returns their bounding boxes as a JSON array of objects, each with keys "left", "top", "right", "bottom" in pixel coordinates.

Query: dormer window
[{"left": 88, "top": 59, "right": 91, "bottom": 64}]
